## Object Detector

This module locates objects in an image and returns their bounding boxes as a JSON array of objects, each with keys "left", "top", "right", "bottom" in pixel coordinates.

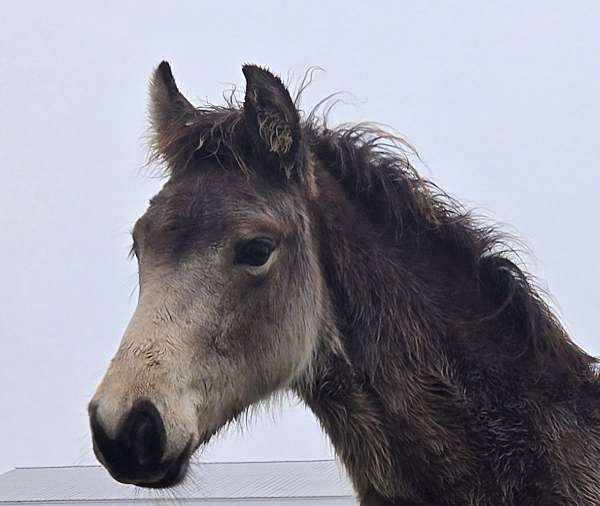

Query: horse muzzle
[{"left": 88, "top": 399, "right": 193, "bottom": 488}]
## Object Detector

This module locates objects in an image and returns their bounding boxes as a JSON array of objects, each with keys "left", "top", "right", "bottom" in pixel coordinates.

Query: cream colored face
[{"left": 89, "top": 167, "right": 324, "bottom": 487}]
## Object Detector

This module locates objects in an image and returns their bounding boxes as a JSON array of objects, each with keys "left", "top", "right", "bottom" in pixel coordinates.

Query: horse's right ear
[{"left": 148, "top": 61, "right": 195, "bottom": 169}]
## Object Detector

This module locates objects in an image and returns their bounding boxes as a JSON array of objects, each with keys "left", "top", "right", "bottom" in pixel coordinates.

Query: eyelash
[{"left": 128, "top": 242, "right": 138, "bottom": 260}]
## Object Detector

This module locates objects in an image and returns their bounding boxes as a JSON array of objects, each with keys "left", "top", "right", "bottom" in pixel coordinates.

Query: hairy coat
[{"left": 90, "top": 62, "right": 600, "bottom": 505}]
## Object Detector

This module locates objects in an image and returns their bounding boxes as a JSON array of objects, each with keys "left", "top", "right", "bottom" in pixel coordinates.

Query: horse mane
[
  {"left": 306, "top": 120, "right": 597, "bottom": 377},
  {"left": 148, "top": 93, "right": 597, "bottom": 379}
]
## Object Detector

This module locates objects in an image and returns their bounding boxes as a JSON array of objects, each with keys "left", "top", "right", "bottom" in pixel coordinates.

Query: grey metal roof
[{"left": 0, "top": 461, "right": 355, "bottom": 502}]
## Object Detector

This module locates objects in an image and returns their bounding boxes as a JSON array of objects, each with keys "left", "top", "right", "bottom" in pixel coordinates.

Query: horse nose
[{"left": 89, "top": 400, "right": 167, "bottom": 484}]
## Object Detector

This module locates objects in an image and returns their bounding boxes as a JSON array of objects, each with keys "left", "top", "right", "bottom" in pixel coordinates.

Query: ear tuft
[{"left": 242, "top": 64, "right": 302, "bottom": 178}]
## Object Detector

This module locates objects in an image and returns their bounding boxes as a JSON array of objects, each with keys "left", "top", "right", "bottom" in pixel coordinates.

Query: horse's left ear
[{"left": 242, "top": 65, "right": 303, "bottom": 180}]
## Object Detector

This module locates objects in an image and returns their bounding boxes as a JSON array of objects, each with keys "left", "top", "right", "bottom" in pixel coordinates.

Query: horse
[{"left": 88, "top": 62, "right": 600, "bottom": 505}]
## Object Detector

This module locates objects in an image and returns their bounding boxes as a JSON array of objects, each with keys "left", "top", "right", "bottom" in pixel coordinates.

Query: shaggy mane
[{"left": 307, "top": 120, "right": 596, "bottom": 374}]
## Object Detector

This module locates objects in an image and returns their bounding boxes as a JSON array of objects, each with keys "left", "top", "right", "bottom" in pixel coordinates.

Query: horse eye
[{"left": 235, "top": 238, "right": 275, "bottom": 267}]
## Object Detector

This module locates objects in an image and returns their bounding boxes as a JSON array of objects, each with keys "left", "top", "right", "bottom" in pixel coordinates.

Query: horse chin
[
  {"left": 133, "top": 436, "right": 196, "bottom": 489},
  {"left": 190, "top": 410, "right": 242, "bottom": 458},
  {"left": 148, "top": 428, "right": 221, "bottom": 489}
]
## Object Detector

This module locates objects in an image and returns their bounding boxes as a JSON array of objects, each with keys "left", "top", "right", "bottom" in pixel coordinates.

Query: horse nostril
[
  {"left": 124, "top": 400, "right": 166, "bottom": 470},
  {"left": 130, "top": 408, "right": 164, "bottom": 467}
]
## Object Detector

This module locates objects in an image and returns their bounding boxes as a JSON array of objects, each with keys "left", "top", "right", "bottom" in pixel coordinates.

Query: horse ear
[
  {"left": 242, "top": 65, "right": 303, "bottom": 179},
  {"left": 148, "top": 61, "right": 195, "bottom": 169}
]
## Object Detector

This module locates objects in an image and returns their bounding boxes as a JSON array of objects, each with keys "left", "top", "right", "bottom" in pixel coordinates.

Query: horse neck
[
  {"left": 294, "top": 168, "right": 473, "bottom": 503},
  {"left": 293, "top": 166, "right": 595, "bottom": 505}
]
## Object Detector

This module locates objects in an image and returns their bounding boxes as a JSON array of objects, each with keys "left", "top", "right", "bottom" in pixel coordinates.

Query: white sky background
[{"left": 1, "top": 1, "right": 599, "bottom": 475}]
